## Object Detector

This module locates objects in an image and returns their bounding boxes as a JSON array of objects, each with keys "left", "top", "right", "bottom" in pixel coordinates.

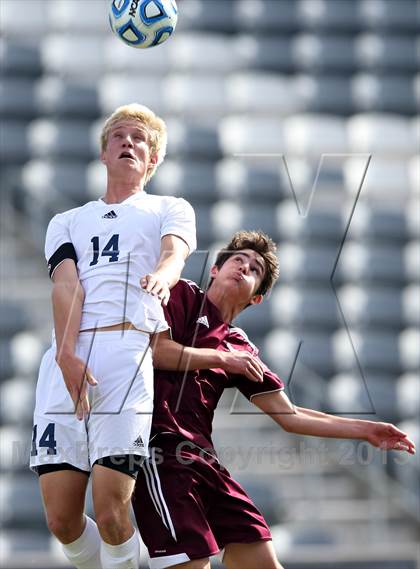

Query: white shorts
[{"left": 30, "top": 330, "right": 153, "bottom": 473}]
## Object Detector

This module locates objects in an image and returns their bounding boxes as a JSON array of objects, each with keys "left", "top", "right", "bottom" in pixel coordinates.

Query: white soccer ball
[{"left": 109, "top": 0, "right": 178, "bottom": 49}]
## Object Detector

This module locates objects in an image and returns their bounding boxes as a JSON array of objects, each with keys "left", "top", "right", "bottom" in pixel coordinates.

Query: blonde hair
[{"left": 100, "top": 103, "right": 167, "bottom": 183}]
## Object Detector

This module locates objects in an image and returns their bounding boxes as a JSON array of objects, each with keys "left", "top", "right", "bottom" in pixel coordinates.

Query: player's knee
[
  {"left": 95, "top": 507, "right": 127, "bottom": 540},
  {"left": 46, "top": 512, "right": 79, "bottom": 543}
]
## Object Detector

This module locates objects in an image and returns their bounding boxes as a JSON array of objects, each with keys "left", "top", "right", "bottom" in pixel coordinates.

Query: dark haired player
[{"left": 133, "top": 230, "right": 415, "bottom": 569}]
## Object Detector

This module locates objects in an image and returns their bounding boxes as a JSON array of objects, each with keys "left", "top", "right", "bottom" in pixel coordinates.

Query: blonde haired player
[{"left": 30, "top": 103, "right": 196, "bottom": 569}]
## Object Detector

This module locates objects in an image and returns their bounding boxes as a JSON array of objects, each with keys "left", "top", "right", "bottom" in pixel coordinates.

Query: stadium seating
[
  {"left": 48, "top": 0, "right": 109, "bottom": 35},
  {"left": 27, "top": 119, "right": 94, "bottom": 160},
  {"left": 169, "top": 34, "right": 238, "bottom": 72},
  {"left": 0, "top": 121, "right": 30, "bottom": 164},
  {"left": 292, "top": 35, "right": 357, "bottom": 72},
  {"left": 0, "top": 39, "right": 43, "bottom": 77},
  {"left": 219, "top": 116, "right": 284, "bottom": 154},
  {"left": 151, "top": 159, "right": 216, "bottom": 202},
  {"left": 337, "top": 285, "right": 403, "bottom": 329},
  {"left": 347, "top": 114, "right": 417, "bottom": 155},
  {"left": 396, "top": 373, "right": 420, "bottom": 420},
  {"left": 40, "top": 36, "right": 107, "bottom": 77},
  {"left": 177, "top": 0, "right": 236, "bottom": 33},
  {"left": 332, "top": 329, "right": 401, "bottom": 373},
  {"left": 0, "top": 377, "right": 35, "bottom": 425},
  {"left": 402, "top": 285, "right": 420, "bottom": 327},
  {"left": 0, "top": 0, "right": 49, "bottom": 38},
  {"left": 235, "top": 0, "right": 298, "bottom": 32},
  {"left": 234, "top": 36, "right": 294, "bottom": 72},
  {"left": 352, "top": 74, "right": 417, "bottom": 114},
  {"left": 359, "top": 0, "right": 420, "bottom": 31},
  {"left": 354, "top": 34, "right": 419, "bottom": 72},
  {"left": 0, "top": 78, "right": 39, "bottom": 119},
  {"left": 36, "top": 76, "right": 100, "bottom": 118}
]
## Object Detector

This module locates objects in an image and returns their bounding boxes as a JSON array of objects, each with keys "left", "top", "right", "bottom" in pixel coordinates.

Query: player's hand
[
  {"left": 56, "top": 354, "right": 97, "bottom": 421},
  {"left": 219, "top": 350, "right": 264, "bottom": 383},
  {"left": 365, "top": 422, "right": 416, "bottom": 455},
  {"left": 140, "top": 273, "right": 171, "bottom": 305}
]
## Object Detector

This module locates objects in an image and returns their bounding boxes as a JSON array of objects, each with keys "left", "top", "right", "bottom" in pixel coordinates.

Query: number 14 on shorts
[{"left": 31, "top": 423, "right": 57, "bottom": 456}]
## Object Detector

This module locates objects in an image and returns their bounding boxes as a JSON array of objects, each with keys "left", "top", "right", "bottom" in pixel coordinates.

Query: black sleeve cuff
[{"left": 47, "top": 242, "right": 77, "bottom": 278}]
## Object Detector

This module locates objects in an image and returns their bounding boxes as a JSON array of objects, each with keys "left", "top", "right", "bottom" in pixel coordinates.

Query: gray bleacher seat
[
  {"left": 0, "top": 303, "right": 28, "bottom": 337},
  {"left": 278, "top": 243, "right": 338, "bottom": 284},
  {"left": 169, "top": 34, "right": 238, "bottom": 72},
  {"left": 352, "top": 74, "right": 417, "bottom": 114},
  {"left": 298, "top": 0, "right": 362, "bottom": 31},
  {"left": 150, "top": 160, "right": 216, "bottom": 203},
  {"left": 0, "top": 377, "right": 34, "bottom": 425},
  {"left": 211, "top": 201, "right": 279, "bottom": 242},
  {"left": 216, "top": 159, "right": 286, "bottom": 203},
  {"left": 338, "top": 285, "right": 403, "bottom": 328},
  {"left": 276, "top": 201, "right": 344, "bottom": 244},
  {"left": 104, "top": 36, "right": 171, "bottom": 74},
  {"left": 283, "top": 114, "right": 348, "bottom": 155},
  {"left": 332, "top": 329, "right": 400, "bottom": 373},
  {"left": 399, "top": 328, "right": 420, "bottom": 372},
  {"left": 344, "top": 156, "right": 411, "bottom": 202},
  {"left": 406, "top": 200, "right": 419, "bottom": 241},
  {"left": 264, "top": 328, "right": 334, "bottom": 379},
  {"left": 10, "top": 332, "right": 44, "bottom": 378},
  {"left": 337, "top": 243, "right": 405, "bottom": 285},
  {"left": 0, "top": 530, "right": 51, "bottom": 557},
  {"left": 271, "top": 285, "right": 339, "bottom": 330},
  {"left": 165, "top": 119, "right": 221, "bottom": 159},
  {"left": 396, "top": 373, "right": 420, "bottom": 419},
  {"left": 99, "top": 75, "right": 166, "bottom": 115},
  {"left": 234, "top": 36, "right": 294, "bottom": 72},
  {"left": 347, "top": 114, "right": 417, "bottom": 155},
  {"left": 0, "top": 121, "right": 29, "bottom": 164},
  {"left": 292, "top": 35, "right": 356, "bottom": 72},
  {"left": 359, "top": 0, "right": 420, "bottom": 32},
  {"left": 0, "top": 341, "right": 13, "bottom": 382},
  {"left": 0, "top": 39, "right": 42, "bottom": 77},
  {"left": 346, "top": 203, "right": 408, "bottom": 243},
  {"left": 177, "top": 0, "right": 236, "bottom": 32},
  {"left": 36, "top": 76, "right": 100, "bottom": 118},
  {"left": 0, "top": 426, "right": 29, "bottom": 472},
  {"left": 48, "top": 0, "right": 108, "bottom": 35},
  {"left": 194, "top": 204, "right": 215, "bottom": 247},
  {"left": 226, "top": 73, "right": 300, "bottom": 114},
  {"left": 27, "top": 119, "right": 94, "bottom": 160},
  {"left": 181, "top": 250, "right": 213, "bottom": 288},
  {"left": 0, "top": 474, "right": 44, "bottom": 528},
  {"left": 235, "top": 0, "right": 298, "bottom": 32},
  {"left": 0, "top": 78, "right": 39, "bottom": 119},
  {"left": 22, "top": 159, "right": 88, "bottom": 204},
  {"left": 234, "top": 300, "right": 274, "bottom": 336},
  {"left": 219, "top": 116, "right": 283, "bottom": 155},
  {"left": 295, "top": 75, "right": 353, "bottom": 115},
  {"left": 403, "top": 241, "right": 420, "bottom": 282},
  {"left": 355, "top": 35, "right": 419, "bottom": 72},
  {"left": 0, "top": 0, "right": 49, "bottom": 38},
  {"left": 40, "top": 35, "right": 106, "bottom": 77},
  {"left": 408, "top": 156, "right": 420, "bottom": 201},
  {"left": 402, "top": 285, "right": 420, "bottom": 327},
  {"left": 164, "top": 74, "right": 226, "bottom": 115},
  {"left": 328, "top": 373, "right": 397, "bottom": 420}
]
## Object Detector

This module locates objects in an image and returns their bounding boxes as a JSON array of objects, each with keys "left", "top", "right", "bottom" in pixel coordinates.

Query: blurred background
[{"left": 0, "top": 0, "right": 419, "bottom": 567}]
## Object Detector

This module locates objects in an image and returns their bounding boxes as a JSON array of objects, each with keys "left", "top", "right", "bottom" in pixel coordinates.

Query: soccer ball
[{"left": 109, "top": 0, "right": 178, "bottom": 49}]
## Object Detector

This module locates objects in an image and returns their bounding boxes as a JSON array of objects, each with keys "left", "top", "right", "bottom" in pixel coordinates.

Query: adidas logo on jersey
[
  {"left": 102, "top": 210, "right": 117, "bottom": 219},
  {"left": 196, "top": 315, "right": 209, "bottom": 328},
  {"left": 132, "top": 435, "right": 144, "bottom": 449}
]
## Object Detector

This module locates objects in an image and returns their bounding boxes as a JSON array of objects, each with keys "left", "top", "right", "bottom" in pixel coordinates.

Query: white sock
[
  {"left": 100, "top": 529, "right": 141, "bottom": 569},
  {"left": 62, "top": 516, "right": 102, "bottom": 569}
]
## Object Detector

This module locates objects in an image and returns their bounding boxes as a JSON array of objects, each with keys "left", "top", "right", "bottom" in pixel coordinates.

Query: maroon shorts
[{"left": 133, "top": 437, "right": 271, "bottom": 569}]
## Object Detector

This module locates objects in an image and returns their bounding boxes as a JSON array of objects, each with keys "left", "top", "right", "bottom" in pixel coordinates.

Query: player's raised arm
[
  {"left": 152, "top": 331, "right": 264, "bottom": 382},
  {"left": 52, "top": 260, "right": 97, "bottom": 420},
  {"left": 140, "top": 234, "right": 190, "bottom": 305},
  {"left": 252, "top": 390, "right": 416, "bottom": 454}
]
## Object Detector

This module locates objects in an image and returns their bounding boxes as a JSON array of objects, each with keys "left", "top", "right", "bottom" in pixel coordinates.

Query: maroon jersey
[{"left": 152, "top": 279, "right": 284, "bottom": 451}]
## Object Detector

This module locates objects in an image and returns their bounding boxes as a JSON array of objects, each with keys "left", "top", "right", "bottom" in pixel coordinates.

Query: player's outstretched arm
[
  {"left": 152, "top": 332, "right": 263, "bottom": 382},
  {"left": 52, "top": 260, "right": 97, "bottom": 420},
  {"left": 140, "top": 235, "right": 189, "bottom": 305},
  {"left": 252, "top": 391, "right": 416, "bottom": 455}
]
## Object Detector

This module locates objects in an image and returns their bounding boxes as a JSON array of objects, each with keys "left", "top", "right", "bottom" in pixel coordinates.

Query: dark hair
[{"left": 213, "top": 230, "right": 279, "bottom": 296}]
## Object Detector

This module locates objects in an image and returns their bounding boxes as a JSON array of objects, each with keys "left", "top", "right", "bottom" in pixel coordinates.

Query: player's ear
[
  {"left": 249, "top": 294, "right": 263, "bottom": 306},
  {"left": 210, "top": 265, "right": 219, "bottom": 278}
]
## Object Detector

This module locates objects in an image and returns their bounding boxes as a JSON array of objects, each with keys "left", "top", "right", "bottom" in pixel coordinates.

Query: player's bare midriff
[{"left": 80, "top": 322, "right": 150, "bottom": 336}]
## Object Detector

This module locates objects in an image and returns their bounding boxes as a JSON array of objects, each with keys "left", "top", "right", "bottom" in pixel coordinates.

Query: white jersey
[{"left": 45, "top": 192, "right": 196, "bottom": 333}]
